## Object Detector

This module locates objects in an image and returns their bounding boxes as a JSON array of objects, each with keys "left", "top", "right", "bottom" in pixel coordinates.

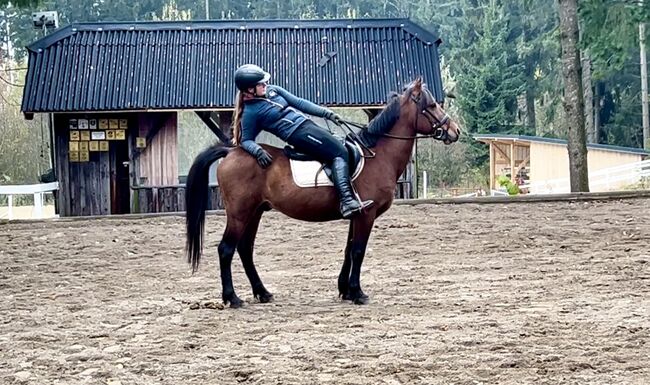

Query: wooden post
[
  {"left": 489, "top": 142, "right": 496, "bottom": 191},
  {"left": 640, "top": 1, "right": 649, "bottom": 149},
  {"left": 510, "top": 142, "right": 516, "bottom": 183},
  {"left": 422, "top": 171, "right": 428, "bottom": 199},
  {"left": 7, "top": 195, "right": 12, "bottom": 220}
]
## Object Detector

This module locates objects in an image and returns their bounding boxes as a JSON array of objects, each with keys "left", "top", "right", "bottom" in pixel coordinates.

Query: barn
[
  {"left": 475, "top": 134, "right": 649, "bottom": 193},
  {"left": 21, "top": 18, "right": 445, "bottom": 216}
]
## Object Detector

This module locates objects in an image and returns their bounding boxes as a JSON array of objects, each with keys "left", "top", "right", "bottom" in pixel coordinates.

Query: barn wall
[
  {"left": 137, "top": 112, "right": 179, "bottom": 186},
  {"left": 530, "top": 142, "right": 644, "bottom": 192},
  {"left": 53, "top": 113, "right": 134, "bottom": 216}
]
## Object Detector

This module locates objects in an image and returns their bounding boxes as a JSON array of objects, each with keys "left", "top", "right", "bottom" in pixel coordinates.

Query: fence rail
[
  {"left": 0, "top": 182, "right": 59, "bottom": 220},
  {"left": 131, "top": 184, "right": 223, "bottom": 214},
  {"left": 524, "top": 159, "right": 650, "bottom": 194}
]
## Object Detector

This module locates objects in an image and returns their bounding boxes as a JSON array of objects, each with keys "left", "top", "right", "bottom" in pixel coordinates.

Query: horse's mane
[{"left": 357, "top": 92, "right": 402, "bottom": 148}]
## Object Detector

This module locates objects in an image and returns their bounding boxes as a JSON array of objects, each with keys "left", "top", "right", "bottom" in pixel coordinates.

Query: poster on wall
[
  {"left": 69, "top": 141, "right": 79, "bottom": 152},
  {"left": 99, "top": 119, "right": 109, "bottom": 130},
  {"left": 136, "top": 137, "right": 146, "bottom": 148},
  {"left": 115, "top": 130, "right": 126, "bottom": 140},
  {"left": 99, "top": 141, "right": 109, "bottom": 151},
  {"left": 69, "top": 151, "right": 79, "bottom": 162},
  {"left": 89, "top": 119, "right": 97, "bottom": 130},
  {"left": 80, "top": 131, "right": 91, "bottom": 141},
  {"left": 109, "top": 119, "right": 119, "bottom": 129},
  {"left": 91, "top": 131, "right": 105, "bottom": 140},
  {"left": 68, "top": 119, "right": 78, "bottom": 129},
  {"left": 79, "top": 141, "right": 89, "bottom": 152},
  {"left": 119, "top": 119, "right": 128, "bottom": 129},
  {"left": 89, "top": 141, "right": 99, "bottom": 152},
  {"left": 79, "top": 151, "right": 90, "bottom": 162},
  {"left": 70, "top": 130, "right": 80, "bottom": 141},
  {"left": 106, "top": 130, "right": 116, "bottom": 140},
  {"left": 78, "top": 119, "right": 89, "bottom": 130}
]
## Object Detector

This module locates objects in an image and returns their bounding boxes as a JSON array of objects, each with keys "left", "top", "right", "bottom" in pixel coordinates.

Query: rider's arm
[
  {"left": 272, "top": 86, "right": 335, "bottom": 119},
  {"left": 239, "top": 113, "right": 266, "bottom": 157}
]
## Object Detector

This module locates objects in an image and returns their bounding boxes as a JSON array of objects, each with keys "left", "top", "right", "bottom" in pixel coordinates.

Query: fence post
[
  {"left": 8, "top": 195, "right": 13, "bottom": 220},
  {"left": 422, "top": 171, "right": 428, "bottom": 199},
  {"left": 33, "top": 192, "right": 43, "bottom": 219}
]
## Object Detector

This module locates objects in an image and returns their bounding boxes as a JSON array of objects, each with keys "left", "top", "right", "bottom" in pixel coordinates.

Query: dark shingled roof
[{"left": 21, "top": 18, "right": 444, "bottom": 113}]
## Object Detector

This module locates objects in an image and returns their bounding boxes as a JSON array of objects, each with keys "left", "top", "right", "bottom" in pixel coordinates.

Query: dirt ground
[{"left": 0, "top": 198, "right": 648, "bottom": 385}]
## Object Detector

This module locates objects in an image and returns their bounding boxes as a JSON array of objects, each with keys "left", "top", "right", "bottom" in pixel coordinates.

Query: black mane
[{"left": 357, "top": 93, "right": 402, "bottom": 148}]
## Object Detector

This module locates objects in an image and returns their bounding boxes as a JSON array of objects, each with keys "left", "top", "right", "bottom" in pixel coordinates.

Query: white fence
[
  {"left": 523, "top": 159, "right": 650, "bottom": 194},
  {"left": 0, "top": 182, "right": 59, "bottom": 220}
]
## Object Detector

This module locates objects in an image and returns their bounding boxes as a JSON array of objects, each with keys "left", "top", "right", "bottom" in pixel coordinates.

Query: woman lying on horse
[{"left": 232, "top": 64, "right": 373, "bottom": 219}]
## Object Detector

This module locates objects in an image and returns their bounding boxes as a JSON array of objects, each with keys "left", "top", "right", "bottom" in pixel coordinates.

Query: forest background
[{"left": 0, "top": 0, "right": 648, "bottom": 196}]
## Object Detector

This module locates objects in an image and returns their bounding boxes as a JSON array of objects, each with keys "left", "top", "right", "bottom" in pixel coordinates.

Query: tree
[{"left": 558, "top": 0, "right": 589, "bottom": 192}]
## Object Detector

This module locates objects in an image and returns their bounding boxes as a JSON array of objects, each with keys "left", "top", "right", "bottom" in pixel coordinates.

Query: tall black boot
[{"left": 330, "top": 157, "right": 373, "bottom": 218}]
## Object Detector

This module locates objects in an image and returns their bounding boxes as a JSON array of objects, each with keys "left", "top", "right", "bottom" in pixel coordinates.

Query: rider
[{"left": 232, "top": 64, "right": 373, "bottom": 219}]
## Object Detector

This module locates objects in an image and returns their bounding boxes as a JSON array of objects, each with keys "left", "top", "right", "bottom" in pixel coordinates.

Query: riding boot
[{"left": 330, "top": 157, "right": 373, "bottom": 218}]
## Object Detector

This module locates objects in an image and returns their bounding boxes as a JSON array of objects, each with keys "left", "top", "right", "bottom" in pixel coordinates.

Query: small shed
[
  {"left": 475, "top": 134, "right": 649, "bottom": 193},
  {"left": 21, "top": 18, "right": 445, "bottom": 216}
]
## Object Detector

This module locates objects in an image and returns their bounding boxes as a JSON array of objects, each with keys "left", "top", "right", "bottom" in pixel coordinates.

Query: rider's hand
[
  {"left": 255, "top": 148, "right": 273, "bottom": 168},
  {"left": 326, "top": 111, "right": 344, "bottom": 125}
]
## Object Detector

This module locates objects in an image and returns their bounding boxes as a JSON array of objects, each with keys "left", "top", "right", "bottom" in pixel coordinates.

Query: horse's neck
[{"left": 373, "top": 120, "right": 416, "bottom": 180}]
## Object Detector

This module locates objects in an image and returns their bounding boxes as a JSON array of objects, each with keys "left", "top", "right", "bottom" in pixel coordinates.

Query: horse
[{"left": 185, "top": 77, "right": 461, "bottom": 307}]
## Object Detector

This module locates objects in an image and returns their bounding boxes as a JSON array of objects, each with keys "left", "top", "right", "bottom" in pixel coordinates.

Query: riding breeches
[{"left": 286, "top": 120, "right": 347, "bottom": 164}]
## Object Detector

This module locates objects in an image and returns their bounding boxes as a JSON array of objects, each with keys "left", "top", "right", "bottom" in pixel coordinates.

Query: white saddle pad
[{"left": 289, "top": 143, "right": 365, "bottom": 188}]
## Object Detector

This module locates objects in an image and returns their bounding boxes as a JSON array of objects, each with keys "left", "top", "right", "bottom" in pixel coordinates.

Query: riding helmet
[{"left": 234, "top": 64, "right": 271, "bottom": 91}]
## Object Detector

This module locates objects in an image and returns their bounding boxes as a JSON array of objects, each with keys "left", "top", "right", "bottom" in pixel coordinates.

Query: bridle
[{"left": 340, "top": 88, "right": 453, "bottom": 141}]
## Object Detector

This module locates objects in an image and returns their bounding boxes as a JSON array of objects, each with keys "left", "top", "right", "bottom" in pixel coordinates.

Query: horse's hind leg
[
  {"left": 346, "top": 215, "right": 375, "bottom": 305},
  {"left": 237, "top": 208, "right": 274, "bottom": 303},
  {"left": 218, "top": 216, "right": 247, "bottom": 308}
]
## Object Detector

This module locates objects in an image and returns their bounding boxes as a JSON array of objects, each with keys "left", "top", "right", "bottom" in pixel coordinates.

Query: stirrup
[{"left": 341, "top": 199, "right": 374, "bottom": 219}]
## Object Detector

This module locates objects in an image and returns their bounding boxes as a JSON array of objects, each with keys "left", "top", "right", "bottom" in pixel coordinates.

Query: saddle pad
[{"left": 289, "top": 144, "right": 365, "bottom": 188}]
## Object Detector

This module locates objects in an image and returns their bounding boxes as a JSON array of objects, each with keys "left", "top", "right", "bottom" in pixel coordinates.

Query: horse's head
[{"left": 402, "top": 78, "right": 460, "bottom": 144}]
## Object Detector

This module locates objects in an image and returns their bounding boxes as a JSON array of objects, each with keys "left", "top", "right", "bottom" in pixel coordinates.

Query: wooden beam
[
  {"left": 489, "top": 142, "right": 495, "bottom": 190},
  {"left": 510, "top": 142, "right": 516, "bottom": 182},
  {"left": 493, "top": 143, "right": 511, "bottom": 163},
  {"left": 517, "top": 154, "right": 530, "bottom": 170},
  {"left": 196, "top": 111, "right": 232, "bottom": 145}
]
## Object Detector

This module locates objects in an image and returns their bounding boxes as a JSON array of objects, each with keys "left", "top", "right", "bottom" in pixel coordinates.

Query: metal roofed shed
[
  {"left": 475, "top": 134, "right": 649, "bottom": 194},
  {"left": 21, "top": 18, "right": 444, "bottom": 115},
  {"left": 21, "top": 18, "right": 445, "bottom": 216}
]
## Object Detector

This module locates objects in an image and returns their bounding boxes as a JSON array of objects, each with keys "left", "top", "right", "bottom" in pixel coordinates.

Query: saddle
[{"left": 284, "top": 135, "right": 365, "bottom": 188}]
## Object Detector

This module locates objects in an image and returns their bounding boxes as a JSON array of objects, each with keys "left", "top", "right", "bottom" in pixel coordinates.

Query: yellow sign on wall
[
  {"left": 69, "top": 151, "right": 79, "bottom": 162},
  {"left": 115, "top": 130, "right": 126, "bottom": 140},
  {"left": 70, "top": 130, "right": 80, "bottom": 141},
  {"left": 109, "top": 119, "right": 119, "bottom": 129},
  {"left": 69, "top": 141, "right": 79, "bottom": 152},
  {"left": 99, "top": 141, "right": 109, "bottom": 151},
  {"left": 79, "top": 141, "right": 89, "bottom": 152},
  {"left": 136, "top": 137, "right": 146, "bottom": 148},
  {"left": 80, "top": 131, "right": 91, "bottom": 141},
  {"left": 89, "top": 141, "right": 99, "bottom": 152},
  {"left": 119, "top": 119, "right": 128, "bottom": 129},
  {"left": 79, "top": 151, "right": 90, "bottom": 162},
  {"left": 99, "top": 119, "right": 109, "bottom": 129}
]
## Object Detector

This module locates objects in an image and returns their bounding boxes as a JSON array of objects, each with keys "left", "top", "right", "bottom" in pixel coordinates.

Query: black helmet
[{"left": 234, "top": 64, "right": 271, "bottom": 91}]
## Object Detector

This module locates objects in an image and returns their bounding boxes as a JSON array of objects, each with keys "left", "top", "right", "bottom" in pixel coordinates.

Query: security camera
[{"left": 32, "top": 11, "right": 59, "bottom": 29}]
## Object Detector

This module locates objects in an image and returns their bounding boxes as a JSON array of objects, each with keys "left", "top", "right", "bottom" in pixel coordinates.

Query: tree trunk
[
  {"left": 558, "top": 0, "right": 589, "bottom": 192},
  {"left": 582, "top": 53, "right": 595, "bottom": 143},
  {"left": 525, "top": 84, "right": 536, "bottom": 132},
  {"left": 594, "top": 82, "right": 602, "bottom": 142}
]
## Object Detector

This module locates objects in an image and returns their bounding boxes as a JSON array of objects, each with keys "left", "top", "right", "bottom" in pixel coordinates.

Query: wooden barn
[
  {"left": 475, "top": 134, "right": 649, "bottom": 193},
  {"left": 21, "top": 18, "right": 446, "bottom": 216}
]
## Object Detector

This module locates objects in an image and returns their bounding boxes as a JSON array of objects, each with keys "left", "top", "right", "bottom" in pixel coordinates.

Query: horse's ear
[{"left": 413, "top": 77, "right": 423, "bottom": 91}]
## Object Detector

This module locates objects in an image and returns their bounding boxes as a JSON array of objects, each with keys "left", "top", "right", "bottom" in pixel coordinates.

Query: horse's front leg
[
  {"left": 338, "top": 223, "right": 353, "bottom": 298},
  {"left": 345, "top": 214, "right": 375, "bottom": 305}
]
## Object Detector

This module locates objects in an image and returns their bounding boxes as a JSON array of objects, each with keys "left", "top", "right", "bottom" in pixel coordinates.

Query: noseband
[{"left": 410, "top": 93, "right": 451, "bottom": 140}]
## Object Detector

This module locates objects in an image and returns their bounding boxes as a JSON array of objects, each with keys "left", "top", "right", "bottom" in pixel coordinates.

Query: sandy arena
[{"left": 1, "top": 199, "right": 648, "bottom": 384}]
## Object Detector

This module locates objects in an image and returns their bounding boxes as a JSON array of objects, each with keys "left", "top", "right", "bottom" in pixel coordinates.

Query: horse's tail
[{"left": 186, "top": 144, "right": 231, "bottom": 273}]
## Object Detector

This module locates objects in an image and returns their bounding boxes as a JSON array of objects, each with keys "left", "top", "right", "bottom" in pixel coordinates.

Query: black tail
[{"left": 186, "top": 144, "right": 231, "bottom": 273}]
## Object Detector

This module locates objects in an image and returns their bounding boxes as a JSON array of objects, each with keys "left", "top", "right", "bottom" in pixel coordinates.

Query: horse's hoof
[
  {"left": 256, "top": 292, "right": 274, "bottom": 304},
  {"left": 224, "top": 295, "right": 244, "bottom": 309},
  {"left": 353, "top": 293, "right": 370, "bottom": 305}
]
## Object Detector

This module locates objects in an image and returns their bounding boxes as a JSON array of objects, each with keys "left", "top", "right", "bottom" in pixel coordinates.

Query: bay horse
[{"left": 185, "top": 78, "right": 461, "bottom": 307}]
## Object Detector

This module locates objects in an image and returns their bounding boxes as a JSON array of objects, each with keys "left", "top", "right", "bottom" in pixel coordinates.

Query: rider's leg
[{"left": 288, "top": 121, "right": 373, "bottom": 218}]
